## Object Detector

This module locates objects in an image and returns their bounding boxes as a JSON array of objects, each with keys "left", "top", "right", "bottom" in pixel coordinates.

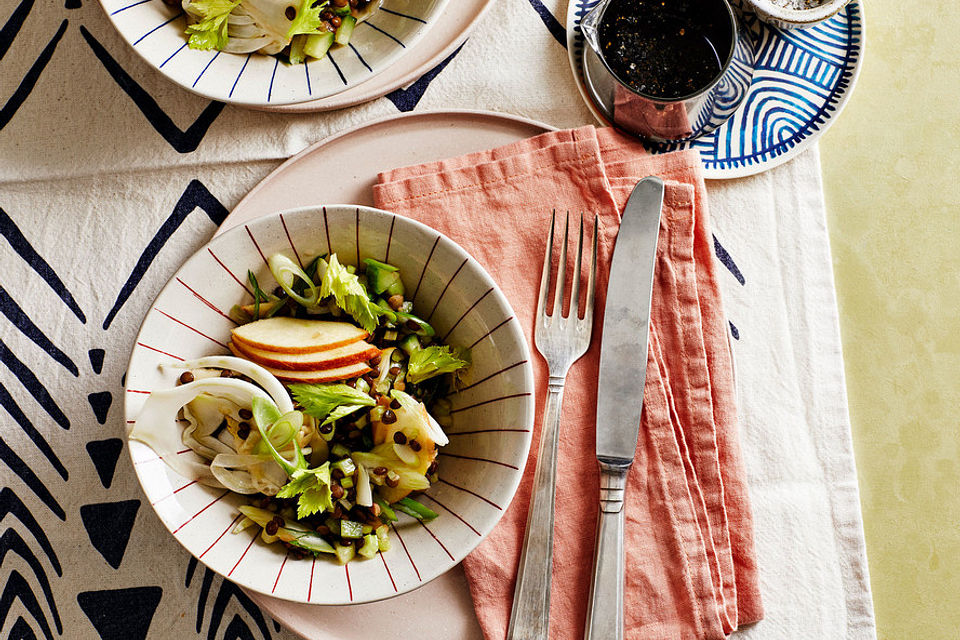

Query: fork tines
[{"left": 537, "top": 210, "right": 598, "bottom": 325}]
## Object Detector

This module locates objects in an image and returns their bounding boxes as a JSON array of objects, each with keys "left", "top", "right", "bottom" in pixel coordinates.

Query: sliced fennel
[{"left": 165, "top": 355, "right": 293, "bottom": 414}]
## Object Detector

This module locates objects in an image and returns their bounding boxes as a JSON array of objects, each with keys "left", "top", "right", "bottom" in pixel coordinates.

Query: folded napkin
[{"left": 374, "top": 125, "right": 762, "bottom": 639}]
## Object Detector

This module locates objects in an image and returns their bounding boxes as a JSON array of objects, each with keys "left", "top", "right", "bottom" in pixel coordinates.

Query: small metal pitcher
[{"left": 580, "top": 0, "right": 756, "bottom": 143}]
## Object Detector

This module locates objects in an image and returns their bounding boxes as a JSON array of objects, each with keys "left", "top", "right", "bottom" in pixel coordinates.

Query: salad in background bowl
[
  {"left": 124, "top": 205, "right": 534, "bottom": 603},
  {"left": 98, "top": 0, "right": 448, "bottom": 105}
]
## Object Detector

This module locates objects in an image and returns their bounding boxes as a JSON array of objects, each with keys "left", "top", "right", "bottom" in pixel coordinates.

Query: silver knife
[{"left": 584, "top": 176, "right": 664, "bottom": 640}]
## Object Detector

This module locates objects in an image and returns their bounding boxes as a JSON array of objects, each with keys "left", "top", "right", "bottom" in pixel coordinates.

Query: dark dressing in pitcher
[{"left": 598, "top": 0, "right": 732, "bottom": 99}]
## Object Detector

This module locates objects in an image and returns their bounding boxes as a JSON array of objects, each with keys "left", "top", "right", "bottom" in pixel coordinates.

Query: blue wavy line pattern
[{"left": 573, "top": 1, "right": 863, "bottom": 173}]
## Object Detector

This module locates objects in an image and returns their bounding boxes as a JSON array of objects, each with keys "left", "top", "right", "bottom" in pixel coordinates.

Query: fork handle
[
  {"left": 583, "top": 462, "right": 630, "bottom": 640},
  {"left": 506, "top": 375, "right": 566, "bottom": 640}
]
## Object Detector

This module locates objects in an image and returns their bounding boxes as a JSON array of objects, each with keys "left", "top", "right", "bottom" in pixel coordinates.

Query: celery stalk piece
[
  {"left": 358, "top": 534, "right": 379, "bottom": 559},
  {"left": 394, "top": 497, "right": 438, "bottom": 521}
]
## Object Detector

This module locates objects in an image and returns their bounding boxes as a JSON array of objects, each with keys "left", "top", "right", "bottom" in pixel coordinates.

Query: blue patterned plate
[
  {"left": 566, "top": 1, "right": 864, "bottom": 179},
  {"left": 100, "top": 0, "right": 448, "bottom": 106}
]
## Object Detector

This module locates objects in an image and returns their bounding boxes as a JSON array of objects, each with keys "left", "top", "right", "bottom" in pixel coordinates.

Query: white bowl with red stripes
[{"left": 124, "top": 204, "right": 534, "bottom": 603}]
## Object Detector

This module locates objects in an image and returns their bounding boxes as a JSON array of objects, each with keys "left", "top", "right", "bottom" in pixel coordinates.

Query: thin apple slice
[
  {"left": 231, "top": 339, "right": 379, "bottom": 371},
  {"left": 228, "top": 343, "right": 370, "bottom": 383},
  {"left": 232, "top": 317, "right": 368, "bottom": 354}
]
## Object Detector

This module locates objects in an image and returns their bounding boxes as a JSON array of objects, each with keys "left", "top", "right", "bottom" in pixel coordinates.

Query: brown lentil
[
  {"left": 428, "top": 461, "right": 439, "bottom": 474},
  {"left": 387, "top": 294, "right": 404, "bottom": 310},
  {"left": 219, "top": 369, "right": 233, "bottom": 378},
  {"left": 331, "top": 484, "right": 345, "bottom": 500},
  {"left": 178, "top": 371, "right": 195, "bottom": 384},
  {"left": 385, "top": 474, "right": 400, "bottom": 488},
  {"left": 237, "top": 424, "right": 250, "bottom": 440},
  {"left": 405, "top": 319, "right": 421, "bottom": 332},
  {"left": 370, "top": 353, "right": 382, "bottom": 366},
  {"left": 319, "top": 423, "right": 333, "bottom": 434},
  {"left": 238, "top": 408, "right": 253, "bottom": 420},
  {"left": 383, "top": 410, "right": 398, "bottom": 426},
  {"left": 409, "top": 439, "right": 422, "bottom": 452},
  {"left": 372, "top": 466, "right": 388, "bottom": 476},
  {"left": 389, "top": 365, "right": 401, "bottom": 376},
  {"left": 390, "top": 398, "right": 401, "bottom": 410},
  {"left": 370, "top": 502, "right": 381, "bottom": 517},
  {"left": 316, "top": 524, "right": 331, "bottom": 535},
  {"left": 265, "top": 521, "right": 279, "bottom": 536},
  {"left": 332, "top": 468, "right": 345, "bottom": 480},
  {"left": 330, "top": 15, "right": 342, "bottom": 27}
]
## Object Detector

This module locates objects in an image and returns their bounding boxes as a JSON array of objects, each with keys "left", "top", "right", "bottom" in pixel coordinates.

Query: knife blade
[
  {"left": 595, "top": 176, "right": 664, "bottom": 464},
  {"left": 584, "top": 176, "right": 664, "bottom": 640}
]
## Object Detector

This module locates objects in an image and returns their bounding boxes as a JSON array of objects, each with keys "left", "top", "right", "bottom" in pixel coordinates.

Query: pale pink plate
[{"left": 221, "top": 110, "right": 551, "bottom": 638}]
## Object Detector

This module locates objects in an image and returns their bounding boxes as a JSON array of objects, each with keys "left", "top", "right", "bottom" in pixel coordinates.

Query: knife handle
[
  {"left": 583, "top": 462, "right": 630, "bottom": 640},
  {"left": 506, "top": 376, "right": 566, "bottom": 640}
]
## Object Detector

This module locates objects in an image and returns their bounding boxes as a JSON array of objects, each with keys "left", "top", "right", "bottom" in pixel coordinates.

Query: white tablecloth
[{"left": 0, "top": 0, "right": 875, "bottom": 638}]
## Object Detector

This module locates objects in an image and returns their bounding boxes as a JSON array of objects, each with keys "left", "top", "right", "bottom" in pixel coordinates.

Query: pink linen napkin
[{"left": 373, "top": 125, "right": 762, "bottom": 638}]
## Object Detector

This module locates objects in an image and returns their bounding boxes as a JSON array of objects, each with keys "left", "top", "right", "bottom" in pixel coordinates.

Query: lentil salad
[{"left": 131, "top": 251, "right": 469, "bottom": 564}]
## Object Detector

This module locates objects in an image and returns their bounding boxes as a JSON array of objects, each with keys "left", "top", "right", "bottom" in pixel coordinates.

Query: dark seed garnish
[{"left": 178, "top": 371, "right": 195, "bottom": 384}]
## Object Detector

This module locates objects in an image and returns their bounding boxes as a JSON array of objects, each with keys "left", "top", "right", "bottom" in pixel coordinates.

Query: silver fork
[{"left": 506, "top": 211, "right": 598, "bottom": 640}]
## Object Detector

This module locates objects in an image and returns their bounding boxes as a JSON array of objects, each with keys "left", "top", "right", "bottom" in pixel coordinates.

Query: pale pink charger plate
[
  {"left": 221, "top": 110, "right": 552, "bottom": 639},
  {"left": 255, "top": 0, "right": 495, "bottom": 113}
]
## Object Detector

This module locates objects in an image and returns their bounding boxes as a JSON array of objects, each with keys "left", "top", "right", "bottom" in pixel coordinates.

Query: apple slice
[
  {"left": 229, "top": 343, "right": 372, "bottom": 383},
  {"left": 232, "top": 317, "right": 367, "bottom": 354},
  {"left": 231, "top": 339, "right": 379, "bottom": 371}
]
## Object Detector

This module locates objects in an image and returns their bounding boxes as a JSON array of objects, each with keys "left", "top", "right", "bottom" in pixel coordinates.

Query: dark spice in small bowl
[{"left": 598, "top": 0, "right": 732, "bottom": 99}]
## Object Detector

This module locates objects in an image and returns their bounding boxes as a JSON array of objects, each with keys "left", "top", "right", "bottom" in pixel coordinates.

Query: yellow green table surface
[{"left": 819, "top": 1, "right": 960, "bottom": 638}]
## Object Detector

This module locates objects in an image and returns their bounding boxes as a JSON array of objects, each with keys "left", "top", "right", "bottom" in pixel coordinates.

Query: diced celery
[
  {"left": 334, "top": 542, "right": 355, "bottom": 564},
  {"left": 358, "top": 533, "right": 379, "bottom": 559},
  {"left": 334, "top": 15, "right": 356, "bottom": 46},
  {"left": 304, "top": 31, "right": 334, "bottom": 60},
  {"left": 331, "top": 443, "right": 351, "bottom": 458},
  {"left": 288, "top": 34, "right": 307, "bottom": 64},
  {"left": 340, "top": 520, "right": 363, "bottom": 539},
  {"left": 332, "top": 458, "right": 356, "bottom": 476},
  {"left": 361, "top": 524, "right": 373, "bottom": 535},
  {"left": 376, "top": 525, "right": 391, "bottom": 552},
  {"left": 340, "top": 476, "right": 354, "bottom": 489}
]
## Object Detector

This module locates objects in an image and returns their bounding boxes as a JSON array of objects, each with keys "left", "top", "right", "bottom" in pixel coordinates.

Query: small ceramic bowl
[
  {"left": 742, "top": 0, "right": 851, "bottom": 29},
  {"left": 124, "top": 204, "right": 535, "bottom": 604}
]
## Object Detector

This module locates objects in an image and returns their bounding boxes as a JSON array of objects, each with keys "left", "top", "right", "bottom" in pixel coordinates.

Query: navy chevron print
[
  {"left": 0, "top": 19, "right": 67, "bottom": 131},
  {"left": 194, "top": 565, "right": 273, "bottom": 640},
  {"left": 713, "top": 235, "right": 745, "bottom": 285},
  {"left": 385, "top": 43, "right": 464, "bottom": 112},
  {"left": 0, "top": 489, "right": 61, "bottom": 573},
  {"left": 0, "top": 288, "right": 77, "bottom": 376},
  {"left": 0, "top": 0, "right": 34, "bottom": 62},
  {"left": 79, "top": 26, "right": 225, "bottom": 153},
  {"left": 0, "top": 571, "right": 54, "bottom": 640},
  {"left": 0, "top": 383, "right": 68, "bottom": 480},
  {"left": 0, "top": 529, "right": 62, "bottom": 634},
  {"left": 103, "top": 180, "right": 228, "bottom": 329},
  {"left": 0, "top": 208, "right": 86, "bottom": 323},
  {"left": 0, "top": 445, "right": 65, "bottom": 520},
  {"left": 526, "top": 0, "right": 566, "bottom": 48},
  {"left": 0, "top": 340, "right": 70, "bottom": 430}
]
